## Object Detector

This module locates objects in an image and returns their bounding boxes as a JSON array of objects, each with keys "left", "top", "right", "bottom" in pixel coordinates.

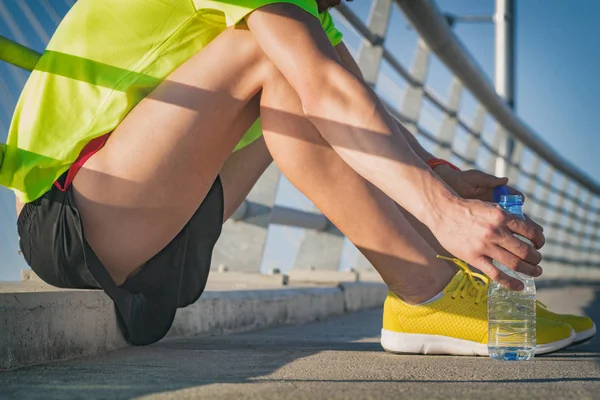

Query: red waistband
[{"left": 54, "top": 134, "right": 110, "bottom": 192}]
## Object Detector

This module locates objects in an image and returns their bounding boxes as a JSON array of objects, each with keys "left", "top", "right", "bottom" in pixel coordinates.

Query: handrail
[{"left": 394, "top": 0, "right": 600, "bottom": 194}]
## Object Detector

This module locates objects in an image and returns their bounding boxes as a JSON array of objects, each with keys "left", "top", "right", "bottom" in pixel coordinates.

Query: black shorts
[{"left": 17, "top": 173, "right": 224, "bottom": 346}]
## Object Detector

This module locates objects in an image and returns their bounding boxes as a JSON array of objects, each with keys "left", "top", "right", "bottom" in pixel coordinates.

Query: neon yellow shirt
[{"left": 0, "top": 0, "right": 343, "bottom": 203}]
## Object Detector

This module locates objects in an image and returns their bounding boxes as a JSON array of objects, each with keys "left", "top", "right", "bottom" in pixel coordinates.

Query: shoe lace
[
  {"left": 437, "top": 255, "right": 489, "bottom": 305},
  {"left": 537, "top": 300, "right": 547, "bottom": 308}
]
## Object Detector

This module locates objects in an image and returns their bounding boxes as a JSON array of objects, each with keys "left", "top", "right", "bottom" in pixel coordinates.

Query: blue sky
[
  {"left": 439, "top": 0, "right": 600, "bottom": 179},
  {"left": 1, "top": 0, "right": 598, "bottom": 279}
]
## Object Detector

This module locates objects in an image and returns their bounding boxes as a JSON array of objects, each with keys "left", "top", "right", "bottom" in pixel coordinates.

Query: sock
[{"left": 418, "top": 290, "right": 444, "bottom": 305}]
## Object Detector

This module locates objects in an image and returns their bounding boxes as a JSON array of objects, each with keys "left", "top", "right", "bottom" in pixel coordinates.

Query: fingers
[
  {"left": 468, "top": 170, "right": 508, "bottom": 187},
  {"left": 524, "top": 214, "right": 544, "bottom": 233},
  {"left": 490, "top": 242, "right": 542, "bottom": 278},
  {"left": 464, "top": 170, "right": 527, "bottom": 203},
  {"left": 489, "top": 175, "right": 509, "bottom": 187},
  {"left": 472, "top": 256, "right": 525, "bottom": 291},
  {"left": 463, "top": 170, "right": 508, "bottom": 202},
  {"left": 505, "top": 214, "right": 545, "bottom": 249}
]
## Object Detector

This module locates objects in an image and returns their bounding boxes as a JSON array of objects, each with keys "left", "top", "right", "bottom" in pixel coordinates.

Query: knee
[
  {"left": 260, "top": 59, "right": 348, "bottom": 116},
  {"left": 226, "top": 27, "right": 284, "bottom": 87},
  {"left": 281, "top": 60, "right": 360, "bottom": 120},
  {"left": 254, "top": 49, "right": 286, "bottom": 89}
]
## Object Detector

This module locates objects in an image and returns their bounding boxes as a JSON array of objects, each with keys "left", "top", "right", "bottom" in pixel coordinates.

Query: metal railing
[{"left": 0, "top": 0, "right": 598, "bottom": 280}]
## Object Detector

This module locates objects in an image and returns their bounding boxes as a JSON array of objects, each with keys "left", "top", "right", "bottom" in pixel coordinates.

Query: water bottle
[{"left": 488, "top": 194, "right": 536, "bottom": 361}]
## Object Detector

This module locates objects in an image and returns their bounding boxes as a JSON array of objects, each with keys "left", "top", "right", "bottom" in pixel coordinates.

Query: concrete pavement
[{"left": 1, "top": 281, "right": 599, "bottom": 400}]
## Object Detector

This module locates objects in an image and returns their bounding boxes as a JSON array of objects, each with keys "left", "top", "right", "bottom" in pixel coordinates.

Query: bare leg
[
  {"left": 220, "top": 136, "right": 272, "bottom": 222},
  {"left": 72, "top": 27, "right": 275, "bottom": 285},
  {"left": 259, "top": 68, "right": 455, "bottom": 304},
  {"left": 398, "top": 206, "right": 452, "bottom": 259},
  {"left": 218, "top": 133, "right": 457, "bottom": 301}
]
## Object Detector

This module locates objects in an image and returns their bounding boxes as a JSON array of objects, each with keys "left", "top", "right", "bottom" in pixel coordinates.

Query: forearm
[
  {"left": 394, "top": 119, "right": 434, "bottom": 162},
  {"left": 301, "top": 67, "right": 457, "bottom": 227}
]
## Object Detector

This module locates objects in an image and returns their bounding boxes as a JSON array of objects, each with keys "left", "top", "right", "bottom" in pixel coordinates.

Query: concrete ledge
[
  {"left": 356, "top": 271, "right": 385, "bottom": 284},
  {"left": 169, "top": 287, "right": 345, "bottom": 338},
  {"left": 1, "top": 290, "right": 125, "bottom": 371},
  {"left": 1, "top": 278, "right": 387, "bottom": 371},
  {"left": 287, "top": 270, "right": 358, "bottom": 284},
  {"left": 340, "top": 282, "right": 388, "bottom": 312}
]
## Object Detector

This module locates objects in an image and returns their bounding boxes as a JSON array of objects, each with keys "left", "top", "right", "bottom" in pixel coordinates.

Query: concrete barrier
[
  {"left": 340, "top": 282, "right": 388, "bottom": 312},
  {"left": 4, "top": 269, "right": 600, "bottom": 371},
  {"left": 0, "top": 275, "right": 387, "bottom": 371}
]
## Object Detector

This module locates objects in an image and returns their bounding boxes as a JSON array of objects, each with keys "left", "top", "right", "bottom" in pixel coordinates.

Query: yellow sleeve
[
  {"left": 195, "top": 0, "right": 320, "bottom": 26},
  {"left": 196, "top": 1, "right": 343, "bottom": 47},
  {"left": 319, "top": 11, "right": 344, "bottom": 46}
]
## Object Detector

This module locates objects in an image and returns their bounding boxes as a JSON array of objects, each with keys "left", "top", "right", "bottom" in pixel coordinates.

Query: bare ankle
[{"left": 388, "top": 260, "right": 457, "bottom": 305}]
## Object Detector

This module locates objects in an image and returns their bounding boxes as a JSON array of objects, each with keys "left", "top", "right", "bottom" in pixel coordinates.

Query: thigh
[{"left": 72, "top": 27, "right": 272, "bottom": 284}]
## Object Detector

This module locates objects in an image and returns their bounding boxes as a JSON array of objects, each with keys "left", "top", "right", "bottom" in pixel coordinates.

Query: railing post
[
  {"left": 588, "top": 208, "right": 600, "bottom": 268},
  {"left": 563, "top": 185, "right": 582, "bottom": 264},
  {"left": 524, "top": 156, "right": 541, "bottom": 213},
  {"left": 506, "top": 141, "right": 524, "bottom": 186},
  {"left": 258, "top": 174, "right": 346, "bottom": 273},
  {"left": 338, "top": 238, "right": 373, "bottom": 272},
  {"left": 212, "top": 163, "right": 281, "bottom": 272},
  {"left": 434, "top": 78, "right": 463, "bottom": 160},
  {"left": 543, "top": 178, "right": 570, "bottom": 274},
  {"left": 534, "top": 166, "right": 555, "bottom": 272},
  {"left": 295, "top": 226, "right": 345, "bottom": 271},
  {"left": 572, "top": 190, "right": 592, "bottom": 264},
  {"left": 486, "top": 125, "right": 507, "bottom": 176},
  {"left": 356, "top": 0, "right": 393, "bottom": 86},
  {"left": 584, "top": 204, "right": 600, "bottom": 266},
  {"left": 523, "top": 157, "right": 542, "bottom": 227},
  {"left": 547, "top": 178, "right": 570, "bottom": 229},
  {"left": 534, "top": 165, "right": 553, "bottom": 221},
  {"left": 401, "top": 38, "right": 431, "bottom": 134},
  {"left": 462, "top": 106, "right": 485, "bottom": 170}
]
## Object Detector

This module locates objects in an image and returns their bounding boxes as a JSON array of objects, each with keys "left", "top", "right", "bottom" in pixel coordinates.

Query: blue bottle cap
[
  {"left": 499, "top": 194, "right": 524, "bottom": 208},
  {"left": 493, "top": 185, "right": 511, "bottom": 204}
]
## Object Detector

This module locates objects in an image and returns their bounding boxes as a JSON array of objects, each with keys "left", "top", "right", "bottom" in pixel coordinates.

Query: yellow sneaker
[
  {"left": 381, "top": 258, "right": 575, "bottom": 356},
  {"left": 536, "top": 301, "right": 596, "bottom": 345}
]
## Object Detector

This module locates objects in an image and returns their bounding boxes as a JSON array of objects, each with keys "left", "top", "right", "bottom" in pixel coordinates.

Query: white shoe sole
[
  {"left": 381, "top": 328, "right": 576, "bottom": 356},
  {"left": 573, "top": 323, "right": 596, "bottom": 344}
]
